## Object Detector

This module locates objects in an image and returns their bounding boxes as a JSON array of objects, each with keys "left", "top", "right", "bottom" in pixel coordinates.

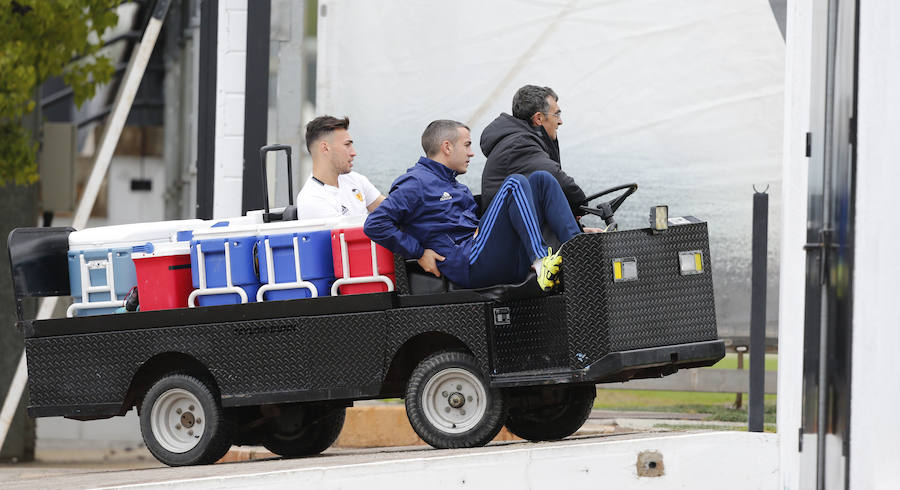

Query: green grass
[
  {"left": 708, "top": 353, "right": 778, "bottom": 371},
  {"left": 653, "top": 423, "right": 777, "bottom": 433},
  {"left": 594, "top": 389, "right": 777, "bottom": 424}
]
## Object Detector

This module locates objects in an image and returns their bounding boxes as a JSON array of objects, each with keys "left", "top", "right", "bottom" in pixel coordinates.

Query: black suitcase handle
[{"left": 258, "top": 144, "right": 294, "bottom": 223}]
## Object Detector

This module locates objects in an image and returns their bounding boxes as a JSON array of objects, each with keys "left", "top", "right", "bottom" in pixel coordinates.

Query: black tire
[
  {"left": 139, "top": 374, "right": 234, "bottom": 466},
  {"left": 262, "top": 405, "right": 346, "bottom": 457},
  {"left": 505, "top": 384, "right": 596, "bottom": 441},
  {"left": 405, "top": 350, "right": 505, "bottom": 449}
]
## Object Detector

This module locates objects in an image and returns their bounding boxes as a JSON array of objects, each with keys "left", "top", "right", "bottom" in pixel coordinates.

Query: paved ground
[{"left": 0, "top": 410, "right": 741, "bottom": 489}]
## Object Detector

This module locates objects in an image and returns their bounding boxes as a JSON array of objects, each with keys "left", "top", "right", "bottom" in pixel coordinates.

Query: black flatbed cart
[
  {"left": 9, "top": 216, "right": 723, "bottom": 466},
  {"left": 7, "top": 146, "right": 723, "bottom": 466}
]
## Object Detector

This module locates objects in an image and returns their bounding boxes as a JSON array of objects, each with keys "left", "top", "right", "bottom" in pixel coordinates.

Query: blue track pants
[{"left": 467, "top": 171, "right": 580, "bottom": 288}]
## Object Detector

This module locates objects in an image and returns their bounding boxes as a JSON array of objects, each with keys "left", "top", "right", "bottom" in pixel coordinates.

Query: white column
[
  {"left": 777, "top": 0, "right": 814, "bottom": 488},
  {"left": 850, "top": 2, "right": 900, "bottom": 488},
  {"left": 213, "top": 0, "right": 248, "bottom": 218}
]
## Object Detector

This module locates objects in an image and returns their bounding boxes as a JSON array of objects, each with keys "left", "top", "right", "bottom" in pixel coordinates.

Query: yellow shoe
[{"left": 536, "top": 247, "right": 563, "bottom": 291}]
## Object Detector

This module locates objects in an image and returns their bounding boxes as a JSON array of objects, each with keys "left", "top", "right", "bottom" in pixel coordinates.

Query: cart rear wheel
[
  {"left": 505, "top": 385, "right": 595, "bottom": 441},
  {"left": 262, "top": 404, "right": 345, "bottom": 457},
  {"left": 139, "top": 374, "right": 233, "bottom": 466},
  {"left": 406, "top": 350, "right": 505, "bottom": 449}
]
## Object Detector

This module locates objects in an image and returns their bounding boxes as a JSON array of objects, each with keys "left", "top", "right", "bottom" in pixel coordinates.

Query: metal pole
[
  {"left": 0, "top": 0, "right": 172, "bottom": 452},
  {"left": 733, "top": 345, "right": 747, "bottom": 410},
  {"left": 242, "top": 0, "right": 270, "bottom": 215},
  {"left": 749, "top": 188, "right": 769, "bottom": 432}
]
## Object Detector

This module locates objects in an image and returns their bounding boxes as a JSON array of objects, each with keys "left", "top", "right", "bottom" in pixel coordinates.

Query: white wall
[
  {"left": 776, "top": 0, "right": 813, "bottom": 488},
  {"left": 317, "top": 0, "right": 786, "bottom": 339},
  {"left": 268, "top": 0, "right": 308, "bottom": 208},
  {"left": 36, "top": 412, "right": 142, "bottom": 447},
  {"left": 107, "top": 156, "right": 166, "bottom": 224},
  {"left": 212, "top": 0, "right": 247, "bottom": 219},
  {"left": 850, "top": 2, "right": 900, "bottom": 488}
]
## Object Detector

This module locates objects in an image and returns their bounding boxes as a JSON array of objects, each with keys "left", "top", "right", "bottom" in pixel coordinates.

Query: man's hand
[
  {"left": 417, "top": 249, "right": 445, "bottom": 277},
  {"left": 583, "top": 226, "right": 608, "bottom": 233}
]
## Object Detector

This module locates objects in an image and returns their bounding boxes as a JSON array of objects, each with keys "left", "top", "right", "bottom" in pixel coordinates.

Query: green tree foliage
[{"left": 0, "top": 0, "right": 119, "bottom": 185}]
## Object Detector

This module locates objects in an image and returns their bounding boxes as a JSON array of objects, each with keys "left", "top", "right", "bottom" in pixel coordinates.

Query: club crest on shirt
[
  {"left": 353, "top": 188, "right": 364, "bottom": 202},
  {"left": 439, "top": 191, "right": 452, "bottom": 202}
]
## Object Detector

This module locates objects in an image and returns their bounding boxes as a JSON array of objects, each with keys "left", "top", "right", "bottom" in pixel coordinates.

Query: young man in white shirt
[{"left": 297, "top": 116, "right": 386, "bottom": 219}]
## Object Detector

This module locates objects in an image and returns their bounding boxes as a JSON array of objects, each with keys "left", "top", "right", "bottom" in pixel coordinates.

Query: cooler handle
[
  {"left": 331, "top": 233, "right": 395, "bottom": 295},
  {"left": 188, "top": 242, "right": 249, "bottom": 306},
  {"left": 256, "top": 236, "right": 318, "bottom": 301}
]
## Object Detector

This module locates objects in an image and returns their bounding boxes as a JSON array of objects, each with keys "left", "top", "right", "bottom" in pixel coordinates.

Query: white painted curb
[{"left": 95, "top": 432, "right": 778, "bottom": 489}]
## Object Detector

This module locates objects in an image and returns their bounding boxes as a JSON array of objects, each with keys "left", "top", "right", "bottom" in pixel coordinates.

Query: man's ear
[
  {"left": 532, "top": 112, "right": 543, "bottom": 127},
  {"left": 441, "top": 140, "right": 452, "bottom": 155},
  {"left": 319, "top": 139, "right": 329, "bottom": 154}
]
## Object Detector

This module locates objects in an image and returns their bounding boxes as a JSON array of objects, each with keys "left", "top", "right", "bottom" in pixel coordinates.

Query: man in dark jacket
[
  {"left": 364, "top": 120, "right": 581, "bottom": 290},
  {"left": 480, "top": 85, "right": 586, "bottom": 217}
]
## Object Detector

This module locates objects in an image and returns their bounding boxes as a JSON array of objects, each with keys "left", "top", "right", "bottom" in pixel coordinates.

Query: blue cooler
[
  {"left": 190, "top": 223, "right": 261, "bottom": 306},
  {"left": 257, "top": 227, "right": 335, "bottom": 301},
  {"left": 67, "top": 248, "right": 137, "bottom": 316},
  {"left": 67, "top": 219, "right": 204, "bottom": 317}
]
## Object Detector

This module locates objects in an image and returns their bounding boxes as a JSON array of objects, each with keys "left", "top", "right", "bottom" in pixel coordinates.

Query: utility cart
[{"left": 7, "top": 147, "right": 724, "bottom": 467}]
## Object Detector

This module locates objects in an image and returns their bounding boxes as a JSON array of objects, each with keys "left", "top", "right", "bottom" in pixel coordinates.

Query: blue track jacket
[{"left": 364, "top": 157, "right": 478, "bottom": 287}]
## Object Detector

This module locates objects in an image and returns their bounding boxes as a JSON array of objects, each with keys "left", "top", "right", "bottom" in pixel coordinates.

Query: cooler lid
[
  {"left": 132, "top": 241, "right": 192, "bottom": 259},
  {"left": 68, "top": 219, "right": 205, "bottom": 250},
  {"left": 192, "top": 215, "right": 365, "bottom": 239},
  {"left": 255, "top": 217, "right": 336, "bottom": 235},
  {"left": 191, "top": 222, "right": 260, "bottom": 240}
]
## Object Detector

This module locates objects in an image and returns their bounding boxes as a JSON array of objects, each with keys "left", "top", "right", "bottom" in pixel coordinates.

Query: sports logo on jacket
[
  {"left": 352, "top": 188, "right": 364, "bottom": 202},
  {"left": 439, "top": 191, "right": 452, "bottom": 202}
]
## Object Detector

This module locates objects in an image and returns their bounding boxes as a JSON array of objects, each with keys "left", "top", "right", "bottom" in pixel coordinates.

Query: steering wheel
[{"left": 578, "top": 183, "right": 638, "bottom": 232}]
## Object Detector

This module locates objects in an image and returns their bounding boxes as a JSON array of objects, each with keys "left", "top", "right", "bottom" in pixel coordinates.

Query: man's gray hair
[
  {"left": 422, "top": 119, "right": 469, "bottom": 157},
  {"left": 512, "top": 85, "right": 558, "bottom": 122}
]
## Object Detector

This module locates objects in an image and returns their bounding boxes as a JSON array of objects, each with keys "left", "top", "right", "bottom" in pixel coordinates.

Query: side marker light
[
  {"left": 679, "top": 251, "right": 704, "bottom": 275},
  {"left": 612, "top": 257, "right": 638, "bottom": 282}
]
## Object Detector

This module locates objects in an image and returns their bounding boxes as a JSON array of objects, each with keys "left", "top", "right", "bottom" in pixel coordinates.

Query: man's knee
[
  {"left": 528, "top": 170, "right": 554, "bottom": 185},
  {"left": 502, "top": 174, "right": 529, "bottom": 187}
]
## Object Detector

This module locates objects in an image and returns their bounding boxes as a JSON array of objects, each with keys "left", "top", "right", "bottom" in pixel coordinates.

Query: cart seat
[{"left": 393, "top": 255, "right": 544, "bottom": 306}]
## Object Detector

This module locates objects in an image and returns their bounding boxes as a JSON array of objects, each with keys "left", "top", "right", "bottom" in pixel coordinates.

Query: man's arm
[
  {"left": 366, "top": 195, "right": 386, "bottom": 213},
  {"left": 357, "top": 173, "right": 387, "bottom": 213},
  {"left": 363, "top": 178, "right": 426, "bottom": 260},
  {"left": 507, "top": 139, "right": 587, "bottom": 214},
  {"left": 552, "top": 167, "right": 587, "bottom": 212}
]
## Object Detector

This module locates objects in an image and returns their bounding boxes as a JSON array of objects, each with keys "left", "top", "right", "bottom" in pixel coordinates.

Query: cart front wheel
[{"left": 406, "top": 350, "right": 505, "bottom": 449}]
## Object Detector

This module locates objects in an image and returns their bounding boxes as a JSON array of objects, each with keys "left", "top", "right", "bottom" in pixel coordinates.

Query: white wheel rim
[
  {"left": 421, "top": 367, "right": 487, "bottom": 434},
  {"left": 150, "top": 388, "right": 206, "bottom": 453}
]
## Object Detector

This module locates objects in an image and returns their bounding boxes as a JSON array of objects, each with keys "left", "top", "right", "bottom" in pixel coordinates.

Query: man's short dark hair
[
  {"left": 512, "top": 85, "right": 558, "bottom": 122},
  {"left": 422, "top": 120, "right": 469, "bottom": 157},
  {"left": 305, "top": 115, "right": 350, "bottom": 153}
]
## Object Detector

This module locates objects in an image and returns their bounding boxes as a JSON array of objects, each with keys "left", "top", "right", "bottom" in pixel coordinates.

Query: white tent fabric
[{"left": 317, "top": 0, "right": 784, "bottom": 337}]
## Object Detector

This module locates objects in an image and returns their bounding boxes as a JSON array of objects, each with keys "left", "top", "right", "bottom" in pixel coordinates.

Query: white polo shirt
[{"left": 296, "top": 171, "right": 382, "bottom": 220}]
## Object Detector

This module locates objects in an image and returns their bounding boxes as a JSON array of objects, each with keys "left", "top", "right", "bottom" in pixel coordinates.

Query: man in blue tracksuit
[{"left": 364, "top": 120, "right": 581, "bottom": 290}]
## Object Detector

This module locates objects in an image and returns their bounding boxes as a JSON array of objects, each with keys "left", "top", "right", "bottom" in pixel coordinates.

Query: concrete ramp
[{"left": 84, "top": 432, "right": 776, "bottom": 489}]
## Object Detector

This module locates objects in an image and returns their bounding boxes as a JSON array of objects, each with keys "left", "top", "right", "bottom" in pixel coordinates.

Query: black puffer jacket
[{"left": 479, "top": 113, "right": 586, "bottom": 215}]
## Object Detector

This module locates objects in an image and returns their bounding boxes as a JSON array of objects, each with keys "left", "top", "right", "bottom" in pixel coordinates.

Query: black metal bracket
[{"left": 803, "top": 228, "right": 837, "bottom": 284}]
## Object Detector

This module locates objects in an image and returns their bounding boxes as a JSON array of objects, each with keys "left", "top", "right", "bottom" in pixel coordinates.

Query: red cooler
[
  {"left": 132, "top": 241, "right": 194, "bottom": 311},
  {"left": 330, "top": 227, "right": 395, "bottom": 295}
]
